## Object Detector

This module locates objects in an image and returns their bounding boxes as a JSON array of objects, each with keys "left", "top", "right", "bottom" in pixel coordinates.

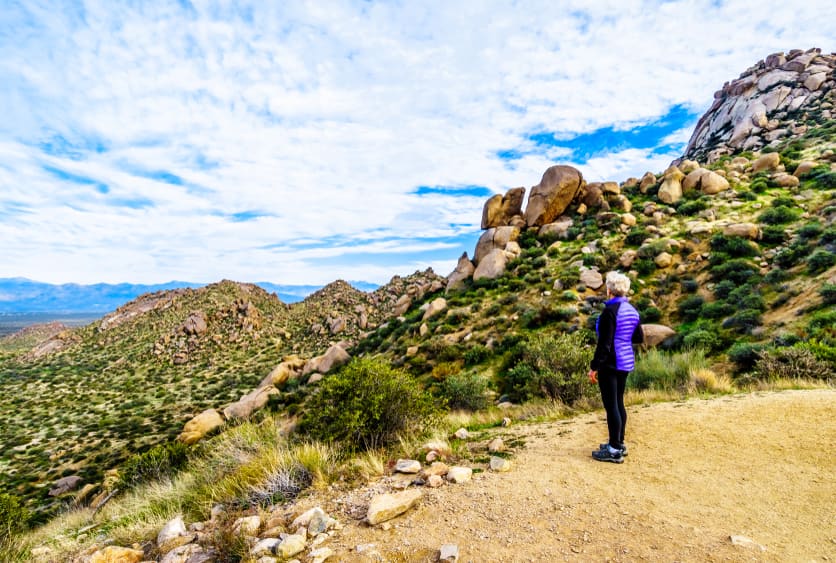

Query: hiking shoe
[
  {"left": 592, "top": 447, "right": 624, "bottom": 464},
  {"left": 599, "top": 442, "right": 628, "bottom": 456}
]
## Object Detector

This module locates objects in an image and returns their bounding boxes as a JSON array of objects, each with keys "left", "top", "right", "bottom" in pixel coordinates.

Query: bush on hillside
[
  {"left": 117, "top": 441, "right": 191, "bottom": 490},
  {"left": 439, "top": 372, "right": 490, "bottom": 411},
  {"left": 754, "top": 346, "right": 832, "bottom": 380},
  {"left": 728, "top": 342, "right": 768, "bottom": 373},
  {"left": 630, "top": 348, "right": 709, "bottom": 390},
  {"left": 677, "top": 295, "right": 704, "bottom": 321},
  {"left": 709, "top": 234, "right": 758, "bottom": 258},
  {"left": 0, "top": 493, "right": 30, "bottom": 540},
  {"left": 807, "top": 250, "right": 836, "bottom": 274},
  {"left": 298, "top": 358, "right": 441, "bottom": 451},
  {"left": 761, "top": 225, "right": 788, "bottom": 245},
  {"left": 497, "top": 332, "right": 593, "bottom": 405},
  {"left": 758, "top": 206, "right": 800, "bottom": 225},
  {"left": 820, "top": 283, "right": 836, "bottom": 305},
  {"left": 710, "top": 258, "right": 759, "bottom": 285}
]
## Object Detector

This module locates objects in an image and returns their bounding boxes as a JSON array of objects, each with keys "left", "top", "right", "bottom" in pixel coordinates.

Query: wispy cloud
[{"left": 0, "top": 1, "right": 834, "bottom": 284}]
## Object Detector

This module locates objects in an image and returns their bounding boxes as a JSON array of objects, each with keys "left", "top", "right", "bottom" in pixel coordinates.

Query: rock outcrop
[
  {"left": 482, "top": 187, "right": 525, "bottom": 228},
  {"left": 524, "top": 165, "right": 585, "bottom": 227},
  {"left": 684, "top": 48, "right": 835, "bottom": 162}
]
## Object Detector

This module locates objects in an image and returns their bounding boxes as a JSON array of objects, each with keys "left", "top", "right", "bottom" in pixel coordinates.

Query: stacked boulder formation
[{"left": 684, "top": 47, "right": 834, "bottom": 162}]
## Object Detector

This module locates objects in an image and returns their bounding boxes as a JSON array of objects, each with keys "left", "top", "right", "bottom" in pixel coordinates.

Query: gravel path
[{"left": 320, "top": 389, "right": 836, "bottom": 562}]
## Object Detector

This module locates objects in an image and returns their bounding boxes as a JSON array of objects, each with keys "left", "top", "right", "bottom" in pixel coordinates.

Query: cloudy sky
[{"left": 1, "top": 1, "right": 834, "bottom": 286}]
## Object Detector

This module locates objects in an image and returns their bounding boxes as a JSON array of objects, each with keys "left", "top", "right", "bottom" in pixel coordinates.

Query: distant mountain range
[{"left": 0, "top": 278, "right": 379, "bottom": 313}]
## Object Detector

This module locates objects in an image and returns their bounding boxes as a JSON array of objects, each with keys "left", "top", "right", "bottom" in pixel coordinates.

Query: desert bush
[
  {"left": 754, "top": 346, "right": 833, "bottom": 380},
  {"left": 709, "top": 234, "right": 758, "bottom": 258},
  {"left": 117, "top": 442, "right": 191, "bottom": 491},
  {"left": 710, "top": 258, "right": 759, "bottom": 284},
  {"left": 758, "top": 206, "right": 800, "bottom": 225},
  {"left": 676, "top": 198, "right": 708, "bottom": 216},
  {"left": 727, "top": 342, "right": 768, "bottom": 373},
  {"left": 820, "top": 283, "right": 836, "bottom": 305},
  {"left": 634, "top": 258, "right": 655, "bottom": 276},
  {"left": 677, "top": 295, "right": 704, "bottom": 321},
  {"left": 439, "top": 372, "right": 490, "bottom": 411},
  {"left": 0, "top": 493, "right": 30, "bottom": 541},
  {"left": 298, "top": 358, "right": 441, "bottom": 451},
  {"left": 680, "top": 278, "right": 699, "bottom": 293},
  {"left": 497, "top": 332, "right": 593, "bottom": 405},
  {"left": 689, "top": 368, "right": 732, "bottom": 393},
  {"left": 630, "top": 348, "right": 709, "bottom": 390},
  {"left": 808, "top": 310, "right": 836, "bottom": 341},
  {"left": 760, "top": 225, "right": 788, "bottom": 245},
  {"left": 625, "top": 227, "right": 650, "bottom": 246},
  {"left": 463, "top": 344, "right": 490, "bottom": 366},
  {"left": 682, "top": 329, "right": 720, "bottom": 350},
  {"left": 722, "top": 309, "right": 762, "bottom": 334},
  {"left": 807, "top": 250, "right": 836, "bottom": 274},
  {"left": 797, "top": 222, "right": 823, "bottom": 241},
  {"left": 700, "top": 301, "right": 735, "bottom": 319},
  {"left": 774, "top": 241, "right": 812, "bottom": 269}
]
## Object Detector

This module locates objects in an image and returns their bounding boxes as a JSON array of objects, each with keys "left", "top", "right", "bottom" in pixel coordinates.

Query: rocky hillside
[{"left": 0, "top": 49, "right": 833, "bottom": 528}]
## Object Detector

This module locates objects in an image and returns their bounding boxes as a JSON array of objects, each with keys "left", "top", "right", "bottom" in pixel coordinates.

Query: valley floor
[{"left": 307, "top": 389, "right": 836, "bottom": 562}]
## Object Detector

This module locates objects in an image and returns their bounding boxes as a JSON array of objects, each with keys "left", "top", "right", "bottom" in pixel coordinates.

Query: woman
[{"left": 588, "top": 271, "right": 642, "bottom": 463}]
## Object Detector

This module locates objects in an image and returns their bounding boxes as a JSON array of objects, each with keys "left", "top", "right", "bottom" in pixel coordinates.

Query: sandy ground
[{"left": 313, "top": 389, "right": 836, "bottom": 562}]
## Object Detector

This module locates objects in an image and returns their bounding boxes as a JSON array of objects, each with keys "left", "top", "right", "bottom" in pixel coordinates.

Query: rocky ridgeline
[{"left": 684, "top": 47, "right": 834, "bottom": 162}]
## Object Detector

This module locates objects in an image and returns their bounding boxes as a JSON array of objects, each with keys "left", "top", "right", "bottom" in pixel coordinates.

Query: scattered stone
[
  {"left": 620, "top": 250, "right": 637, "bottom": 268},
  {"left": 621, "top": 213, "right": 636, "bottom": 226},
  {"left": 639, "top": 172, "right": 656, "bottom": 193},
  {"left": 426, "top": 475, "right": 445, "bottom": 488},
  {"left": 394, "top": 459, "right": 422, "bottom": 474},
  {"left": 366, "top": 490, "right": 423, "bottom": 525},
  {"left": 223, "top": 385, "right": 276, "bottom": 420},
  {"left": 439, "top": 543, "right": 460, "bottom": 562},
  {"left": 423, "top": 462, "right": 450, "bottom": 477},
  {"left": 233, "top": 515, "right": 261, "bottom": 537},
  {"left": 49, "top": 475, "right": 82, "bottom": 496},
  {"left": 641, "top": 324, "right": 677, "bottom": 347},
  {"left": 723, "top": 222, "right": 761, "bottom": 240},
  {"left": 773, "top": 173, "right": 800, "bottom": 187},
  {"left": 473, "top": 248, "right": 508, "bottom": 281},
  {"left": 481, "top": 187, "right": 526, "bottom": 228},
  {"left": 178, "top": 408, "right": 224, "bottom": 445},
  {"left": 88, "top": 546, "right": 144, "bottom": 563},
  {"left": 729, "top": 535, "right": 766, "bottom": 551},
  {"left": 302, "top": 345, "right": 351, "bottom": 377},
  {"left": 752, "top": 153, "right": 781, "bottom": 173},
  {"left": 278, "top": 534, "right": 307, "bottom": 558},
  {"left": 501, "top": 417, "right": 511, "bottom": 427},
  {"left": 425, "top": 450, "right": 439, "bottom": 463},
  {"left": 423, "top": 297, "right": 448, "bottom": 321},
  {"left": 251, "top": 538, "right": 281, "bottom": 557},
  {"left": 489, "top": 456, "right": 512, "bottom": 473},
  {"left": 422, "top": 440, "right": 452, "bottom": 457},
  {"left": 446, "top": 467, "right": 473, "bottom": 484},
  {"left": 157, "top": 515, "right": 190, "bottom": 554},
  {"left": 309, "top": 547, "right": 334, "bottom": 563},
  {"left": 487, "top": 438, "right": 505, "bottom": 453},
  {"left": 453, "top": 428, "right": 469, "bottom": 440},
  {"left": 160, "top": 544, "right": 204, "bottom": 563},
  {"left": 579, "top": 269, "right": 604, "bottom": 290},
  {"left": 538, "top": 216, "right": 574, "bottom": 240},
  {"left": 654, "top": 252, "right": 673, "bottom": 268},
  {"left": 793, "top": 161, "right": 817, "bottom": 177}
]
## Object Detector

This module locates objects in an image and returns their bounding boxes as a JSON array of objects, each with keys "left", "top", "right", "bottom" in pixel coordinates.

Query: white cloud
[{"left": 1, "top": 0, "right": 834, "bottom": 284}]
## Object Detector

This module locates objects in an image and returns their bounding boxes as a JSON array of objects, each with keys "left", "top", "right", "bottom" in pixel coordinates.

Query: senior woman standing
[{"left": 588, "top": 271, "right": 643, "bottom": 463}]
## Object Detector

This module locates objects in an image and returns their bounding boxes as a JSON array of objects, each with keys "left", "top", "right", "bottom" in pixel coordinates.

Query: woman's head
[{"left": 606, "top": 271, "right": 631, "bottom": 297}]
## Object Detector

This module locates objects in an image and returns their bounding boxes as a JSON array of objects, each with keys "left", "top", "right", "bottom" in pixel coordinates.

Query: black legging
[{"left": 598, "top": 367, "right": 628, "bottom": 449}]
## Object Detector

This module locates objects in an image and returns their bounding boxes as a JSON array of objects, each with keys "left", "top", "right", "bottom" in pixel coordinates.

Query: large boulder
[
  {"left": 639, "top": 172, "right": 657, "bottom": 193},
  {"left": 423, "top": 297, "right": 448, "bottom": 321},
  {"left": 302, "top": 345, "right": 351, "bottom": 377},
  {"left": 157, "top": 515, "right": 190, "bottom": 554},
  {"left": 658, "top": 166, "right": 685, "bottom": 204},
  {"left": 642, "top": 324, "right": 676, "bottom": 347},
  {"left": 579, "top": 182, "right": 604, "bottom": 208},
  {"left": 752, "top": 153, "right": 781, "bottom": 173},
  {"left": 260, "top": 355, "right": 307, "bottom": 388},
  {"left": 524, "top": 165, "right": 584, "bottom": 227},
  {"left": 474, "top": 226, "right": 519, "bottom": 264},
  {"left": 366, "top": 490, "right": 423, "bottom": 525},
  {"left": 446, "top": 252, "right": 475, "bottom": 292},
  {"left": 699, "top": 170, "right": 730, "bottom": 195},
  {"left": 481, "top": 187, "right": 525, "bottom": 229},
  {"left": 180, "top": 311, "right": 207, "bottom": 336},
  {"left": 538, "top": 216, "right": 574, "bottom": 240},
  {"left": 579, "top": 269, "right": 604, "bottom": 290},
  {"left": 49, "top": 475, "right": 82, "bottom": 497},
  {"left": 223, "top": 386, "right": 276, "bottom": 420},
  {"left": 472, "top": 249, "right": 508, "bottom": 281},
  {"left": 89, "top": 547, "right": 145, "bottom": 563},
  {"left": 723, "top": 222, "right": 761, "bottom": 240},
  {"left": 178, "top": 409, "right": 224, "bottom": 445}
]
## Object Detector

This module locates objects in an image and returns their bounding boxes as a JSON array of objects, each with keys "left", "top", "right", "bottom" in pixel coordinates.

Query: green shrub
[
  {"left": 640, "top": 306, "right": 662, "bottom": 322},
  {"left": 298, "top": 358, "right": 440, "bottom": 451},
  {"left": 677, "top": 295, "right": 705, "bottom": 321},
  {"left": 771, "top": 196, "right": 797, "bottom": 208},
  {"left": 634, "top": 258, "right": 655, "bottom": 276},
  {"left": 681, "top": 278, "right": 699, "bottom": 293},
  {"left": 676, "top": 199, "right": 708, "bottom": 216},
  {"left": 0, "top": 493, "right": 30, "bottom": 540},
  {"left": 822, "top": 227, "right": 836, "bottom": 245},
  {"left": 682, "top": 330, "right": 719, "bottom": 350},
  {"left": 710, "top": 258, "right": 759, "bottom": 284},
  {"left": 755, "top": 346, "right": 833, "bottom": 380},
  {"left": 709, "top": 234, "right": 758, "bottom": 257},
  {"left": 439, "top": 372, "right": 490, "bottom": 411},
  {"left": 808, "top": 310, "right": 836, "bottom": 340},
  {"left": 463, "top": 345, "right": 490, "bottom": 366},
  {"left": 117, "top": 441, "right": 191, "bottom": 490},
  {"left": 774, "top": 241, "right": 812, "bottom": 268},
  {"left": 630, "top": 349, "right": 708, "bottom": 390},
  {"left": 497, "top": 332, "right": 593, "bottom": 405},
  {"left": 758, "top": 206, "right": 800, "bottom": 225},
  {"left": 701, "top": 301, "right": 735, "bottom": 319},
  {"left": 713, "top": 280, "right": 736, "bottom": 299},
  {"left": 625, "top": 227, "right": 650, "bottom": 246},
  {"left": 728, "top": 342, "right": 768, "bottom": 373},
  {"left": 807, "top": 250, "right": 836, "bottom": 274},
  {"left": 797, "top": 222, "right": 823, "bottom": 241},
  {"left": 761, "top": 225, "right": 788, "bottom": 245},
  {"left": 722, "top": 309, "right": 762, "bottom": 334},
  {"left": 820, "top": 283, "right": 836, "bottom": 305}
]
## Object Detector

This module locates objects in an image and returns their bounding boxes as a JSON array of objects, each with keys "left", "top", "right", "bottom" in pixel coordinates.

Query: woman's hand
[{"left": 588, "top": 369, "right": 598, "bottom": 384}]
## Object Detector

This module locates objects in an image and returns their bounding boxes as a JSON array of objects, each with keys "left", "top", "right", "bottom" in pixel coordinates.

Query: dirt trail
[{"left": 317, "top": 389, "right": 836, "bottom": 562}]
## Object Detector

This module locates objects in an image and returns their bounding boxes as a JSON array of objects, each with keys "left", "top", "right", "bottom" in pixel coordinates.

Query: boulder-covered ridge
[{"left": 684, "top": 47, "right": 834, "bottom": 162}]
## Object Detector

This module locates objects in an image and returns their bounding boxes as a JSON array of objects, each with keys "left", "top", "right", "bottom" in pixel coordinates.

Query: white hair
[{"left": 606, "top": 271, "right": 631, "bottom": 296}]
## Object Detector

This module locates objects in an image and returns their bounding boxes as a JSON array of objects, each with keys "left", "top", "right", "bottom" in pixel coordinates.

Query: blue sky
[{"left": 1, "top": 1, "right": 834, "bottom": 285}]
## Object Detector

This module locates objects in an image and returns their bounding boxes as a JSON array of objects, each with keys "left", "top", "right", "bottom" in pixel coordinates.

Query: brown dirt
[{"left": 317, "top": 389, "right": 836, "bottom": 562}]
